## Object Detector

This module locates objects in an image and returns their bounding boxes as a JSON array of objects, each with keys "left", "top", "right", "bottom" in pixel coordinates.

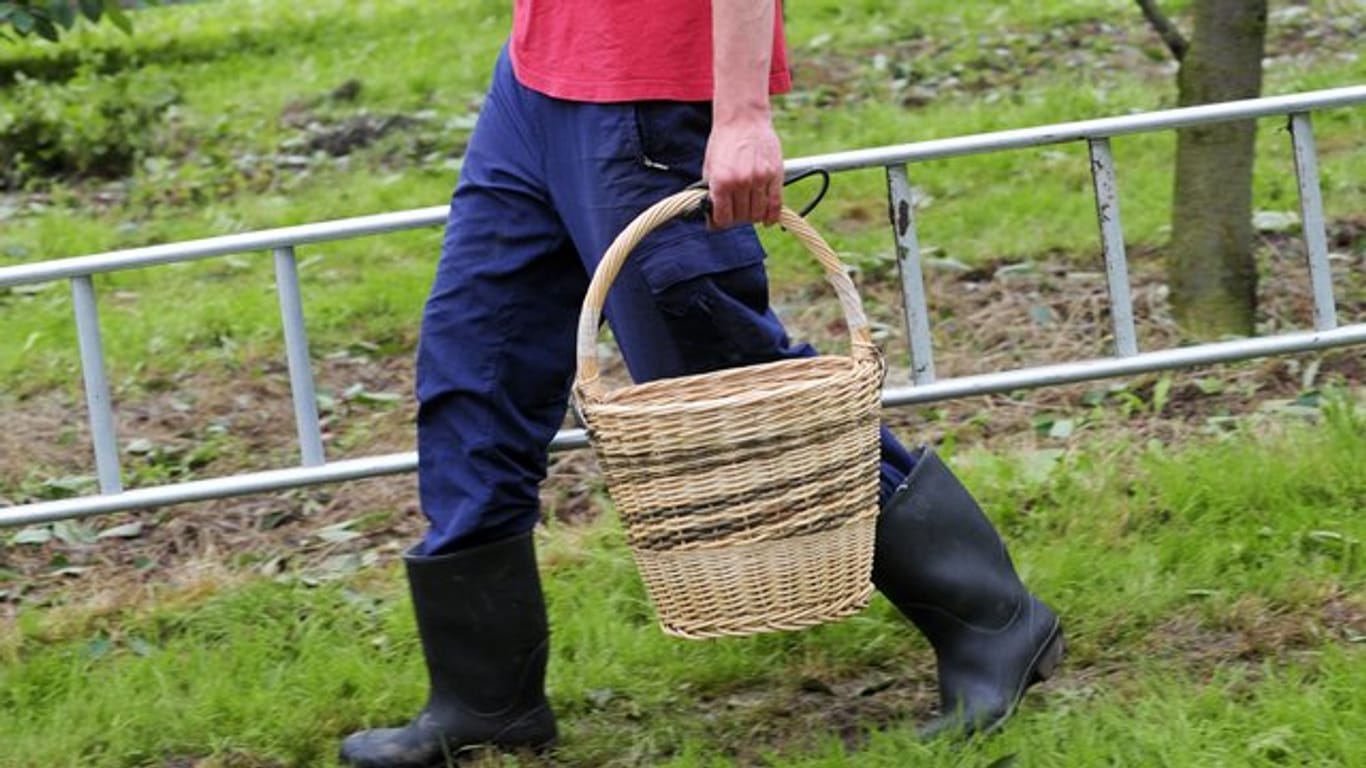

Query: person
[{"left": 339, "top": 2, "right": 1064, "bottom": 765}]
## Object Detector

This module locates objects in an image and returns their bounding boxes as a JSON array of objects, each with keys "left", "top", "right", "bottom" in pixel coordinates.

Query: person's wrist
[{"left": 712, "top": 96, "right": 771, "bottom": 127}]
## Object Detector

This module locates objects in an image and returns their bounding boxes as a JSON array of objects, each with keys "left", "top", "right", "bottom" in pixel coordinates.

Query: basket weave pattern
[{"left": 575, "top": 189, "right": 884, "bottom": 639}]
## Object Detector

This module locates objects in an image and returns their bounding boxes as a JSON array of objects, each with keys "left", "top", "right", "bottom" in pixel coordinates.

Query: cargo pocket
[
  {"left": 629, "top": 222, "right": 767, "bottom": 297},
  {"left": 651, "top": 262, "right": 794, "bottom": 375},
  {"left": 633, "top": 100, "right": 712, "bottom": 177},
  {"left": 623, "top": 101, "right": 768, "bottom": 299}
]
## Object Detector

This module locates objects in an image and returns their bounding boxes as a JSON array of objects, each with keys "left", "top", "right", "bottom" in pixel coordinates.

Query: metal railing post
[
  {"left": 1288, "top": 112, "right": 1338, "bottom": 331},
  {"left": 70, "top": 276, "right": 123, "bottom": 494},
  {"left": 273, "top": 246, "right": 326, "bottom": 467},
  {"left": 1087, "top": 138, "right": 1139, "bottom": 357},
  {"left": 885, "top": 164, "right": 936, "bottom": 384}
]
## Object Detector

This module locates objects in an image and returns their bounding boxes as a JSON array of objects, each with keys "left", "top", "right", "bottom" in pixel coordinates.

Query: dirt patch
[
  {"left": 1147, "top": 591, "right": 1366, "bottom": 670},
  {"left": 723, "top": 592, "right": 1361, "bottom": 763},
  {"left": 708, "top": 671, "right": 938, "bottom": 763},
  {"left": 0, "top": 352, "right": 426, "bottom": 616},
  {"left": 447, "top": 663, "right": 941, "bottom": 768},
  {"left": 1, "top": 219, "right": 1362, "bottom": 615},
  {"left": 789, "top": 10, "right": 1364, "bottom": 110},
  {"left": 295, "top": 112, "right": 422, "bottom": 158}
]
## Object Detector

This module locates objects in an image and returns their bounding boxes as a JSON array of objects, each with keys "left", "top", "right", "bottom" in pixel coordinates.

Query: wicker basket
[{"left": 574, "top": 188, "right": 884, "bottom": 639}]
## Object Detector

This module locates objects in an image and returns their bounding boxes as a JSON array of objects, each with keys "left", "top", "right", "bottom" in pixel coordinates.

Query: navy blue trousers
[{"left": 415, "top": 51, "right": 918, "bottom": 555}]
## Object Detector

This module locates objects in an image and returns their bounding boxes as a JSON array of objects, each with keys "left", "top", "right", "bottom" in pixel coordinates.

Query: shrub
[
  {"left": 0, "top": 64, "right": 178, "bottom": 188},
  {"left": 0, "top": 1, "right": 140, "bottom": 43}
]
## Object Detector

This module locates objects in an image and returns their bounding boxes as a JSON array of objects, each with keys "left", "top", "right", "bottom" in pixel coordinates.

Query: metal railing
[{"left": 2, "top": 85, "right": 1364, "bottom": 529}]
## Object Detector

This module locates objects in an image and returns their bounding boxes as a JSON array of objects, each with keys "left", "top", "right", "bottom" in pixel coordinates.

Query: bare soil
[
  {"left": 789, "top": 9, "right": 1364, "bottom": 110},
  {"left": 0, "top": 221, "right": 1362, "bottom": 621}
]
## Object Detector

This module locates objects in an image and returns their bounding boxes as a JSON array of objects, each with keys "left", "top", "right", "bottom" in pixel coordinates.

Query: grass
[
  {"left": 1, "top": 0, "right": 1363, "bottom": 393},
  {"left": 1, "top": 401, "right": 1362, "bottom": 767},
  {"left": 1, "top": 2, "right": 1363, "bottom": 765}
]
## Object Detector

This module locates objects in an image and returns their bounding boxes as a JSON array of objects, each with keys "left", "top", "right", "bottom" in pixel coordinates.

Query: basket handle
[{"left": 576, "top": 188, "right": 876, "bottom": 400}]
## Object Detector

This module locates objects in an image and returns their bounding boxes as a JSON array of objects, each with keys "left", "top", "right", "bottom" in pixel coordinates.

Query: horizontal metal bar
[
  {"left": 6, "top": 324, "right": 1363, "bottom": 528},
  {"left": 3, "top": 87, "right": 1363, "bottom": 290},
  {"left": 786, "top": 86, "right": 1366, "bottom": 175},
  {"left": 0, "top": 429, "right": 590, "bottom": 528},
  {"left": 882, "top": 324, "right": 1366, "bottom": 407},
  {"left": 1, "top": 453, "right": 418, "bottom": 528},
  {"left": 0, "top": 206, "right": 449, "bottom": 289}
]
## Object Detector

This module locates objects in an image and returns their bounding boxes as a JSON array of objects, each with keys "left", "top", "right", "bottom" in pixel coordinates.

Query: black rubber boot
[
  {"left": 339, "top": 531, "right": 557, "bottom": 767},
  {"left": 873, "top": 449, "right": 1064, "bottom": 739}
]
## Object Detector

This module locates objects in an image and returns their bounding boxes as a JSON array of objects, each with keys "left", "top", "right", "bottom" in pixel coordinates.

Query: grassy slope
[
  {"left": 0, "top": 0, "right": 1362, "bottom": 392},
  {"left": 1, "top": 404, "right": 1362, "bottom": 766}
]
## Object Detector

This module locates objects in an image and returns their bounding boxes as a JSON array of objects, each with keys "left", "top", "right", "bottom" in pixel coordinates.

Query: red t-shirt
[{"left": 510, "top": 1, "right": 791, "bottom": 103}]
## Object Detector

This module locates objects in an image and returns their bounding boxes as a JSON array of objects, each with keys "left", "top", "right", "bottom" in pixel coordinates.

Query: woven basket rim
[{"left": 581, "top": 354, "right": 881, "bottom": 415}]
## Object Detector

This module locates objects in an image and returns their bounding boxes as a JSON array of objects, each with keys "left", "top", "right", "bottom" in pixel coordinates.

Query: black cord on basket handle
[
  {"left": 688, "top": 168, "right": 831, "bottom": 223},
  {"left": 784, "top": 168, "right": 831, "bottom": 219}
]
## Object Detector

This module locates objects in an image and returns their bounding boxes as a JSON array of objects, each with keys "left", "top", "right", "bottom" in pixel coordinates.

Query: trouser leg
[
  {"left": 413, "top": 54, "right": 586, "bottom": 556},
  {"left": 342, "top": 50, "right": 571, "bottom": 768}
]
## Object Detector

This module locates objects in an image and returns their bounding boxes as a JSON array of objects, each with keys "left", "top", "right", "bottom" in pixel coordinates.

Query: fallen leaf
[
  {"left": 11, "top": 526, "right": 53, "bottom": 545},
  {"left": 97, "top": 522, "right": 144, "bottom": 540}
]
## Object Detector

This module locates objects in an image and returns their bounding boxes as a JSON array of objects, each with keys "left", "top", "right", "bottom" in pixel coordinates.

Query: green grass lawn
[{"left": 1, "top": 403, "right": 1362, "bottom": 767}]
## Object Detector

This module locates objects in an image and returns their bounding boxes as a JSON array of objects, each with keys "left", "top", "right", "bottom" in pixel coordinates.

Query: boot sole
[
  {"left": 1029, "top": 622, "right": 1066, "bottom": 684},
  {"left": 449, "top": 737, "right": 558, "bottom": 766},
  {"left": 979, "top": 618, "right": 1065, "bottom": 737},
  {"left": 915, "top": 618, "right": 1066, "bottom": 742}
]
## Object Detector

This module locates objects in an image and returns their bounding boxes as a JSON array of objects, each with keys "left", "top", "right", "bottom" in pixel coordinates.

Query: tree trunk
[{"left": 1168, "top": 0, "right": 1267, "bottom": 339}]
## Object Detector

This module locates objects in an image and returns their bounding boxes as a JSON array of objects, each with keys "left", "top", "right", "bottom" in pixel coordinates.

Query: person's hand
[{"left": 702, "top": 113, "right": 783, "bottom": 229}]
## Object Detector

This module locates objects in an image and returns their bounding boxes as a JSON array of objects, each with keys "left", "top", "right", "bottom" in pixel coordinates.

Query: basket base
[
  {"left": 658, "top": 583, "right": 873, "bottom": 640},
  {"left": 633, "top": 520, "right": 877, "bottom": 640}
]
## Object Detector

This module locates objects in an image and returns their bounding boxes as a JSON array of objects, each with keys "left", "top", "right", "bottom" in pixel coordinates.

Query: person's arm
[{"left": 705, "top": 0, "right": 783, "bottom": 228}]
